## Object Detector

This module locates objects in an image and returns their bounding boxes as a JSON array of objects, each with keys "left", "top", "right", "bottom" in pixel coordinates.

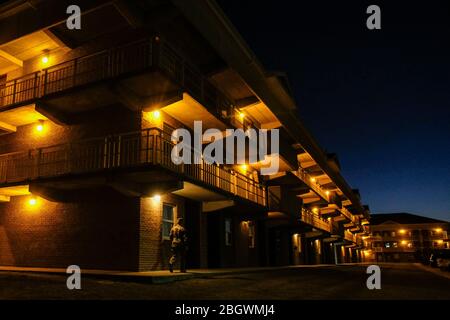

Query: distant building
[{"left": 364, "top": 213, "right": 449, "bottom": 262}]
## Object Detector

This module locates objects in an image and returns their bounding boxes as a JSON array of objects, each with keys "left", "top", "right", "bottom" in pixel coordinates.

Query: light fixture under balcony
[
  {"left": 36, "top": 120, "right": 44, "bottom": 132},
  {"left": 151, "top": 194, "right": 161, "bottom": 202},
  {"left": 28, "top": 197, "right": 37, "bottom": 206},
  {"left": 152, "top": 110, "right": 161, "bottom": 119},
  {"left": 41, "top": 50, "right": 50, "bottom": 65},
  {"left": 310, "top": 177, "right": 316, "bottom": 183}
]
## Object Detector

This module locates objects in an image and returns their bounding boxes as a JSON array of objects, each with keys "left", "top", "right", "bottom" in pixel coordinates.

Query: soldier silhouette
[{"left": 169, "top": 217, "right": 188, "bottom": 273}]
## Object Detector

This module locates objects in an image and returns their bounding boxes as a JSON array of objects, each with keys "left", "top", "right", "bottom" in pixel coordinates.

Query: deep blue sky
[{"left": 217, "top": 0, "right": 450, "bottom": 221}]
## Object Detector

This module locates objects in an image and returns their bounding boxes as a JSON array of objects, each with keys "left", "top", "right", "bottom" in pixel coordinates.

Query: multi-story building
[
  {"left": 364, "top": 213, "right": 449, "bottom": 262},
  {"left": 0, "top": 0, "right": 369, "bottom": 271}
]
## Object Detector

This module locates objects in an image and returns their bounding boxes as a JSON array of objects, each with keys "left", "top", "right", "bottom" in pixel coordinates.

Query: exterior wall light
[
  {"left": 151, "top": 194, "right": 161, "bottom": 202},
  {"left": 312, "top": 207, "right": 319, "bottom": 214},
  {"left": 435, "top": 228, "right": 442, "bottom": 233},
  {"left": 152, "top": 110, "right": 161, "bottom": 120},
  {"left": 240, "top": 164, "right": 248, "bottom": 172},
  {"left": 36, "top": 120, "right": 44, "bottom": 132},
  {"left": 41, "top": 50, "right": 50, "bottom": 65},
  {"left": 28, "top": 197, "right": 37, "bottom": 206},
  {"left": 399, "top": 229, "right": 406, "bottom": 234},
  {"left": 310, "top": 177, "right": 316, "bottom": 183},
  {"left": 238, "top": 112, "right": 245, "bottom": 121}
]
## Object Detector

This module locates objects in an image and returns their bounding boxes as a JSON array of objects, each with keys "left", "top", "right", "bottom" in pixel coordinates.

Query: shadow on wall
[{"left": 0, "top": 226, "right": 15, "bottom": 265}]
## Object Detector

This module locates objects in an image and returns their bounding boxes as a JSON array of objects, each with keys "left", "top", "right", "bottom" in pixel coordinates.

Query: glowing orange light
[
  {"left": 41, "top": 55, "right": 49, "bottom": 64},
  {"left": 152, "top": 110, "right": 161, "bottom": 119},
  {"left": 28, "top": 197, "right": 37, "bottom": 206},
  {"left": 152, "top": 194, "right": 161, "bottom": 202},
  {"left": 310, "top": 177, "right": 316, "bottom": 183},
  {"left": 399, "top": 229, "right": 406, "bottom": 234},
  {"left": 240, "top": 164, "right": 248, "bottom": 172}
]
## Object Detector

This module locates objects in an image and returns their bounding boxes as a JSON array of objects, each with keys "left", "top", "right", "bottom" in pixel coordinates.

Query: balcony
[
  {"left": 0, "top": 127, "right": 266, "bottom": 206},
  {"left": 0, "top": 37, "right": 234, "bottom": 124},
  {"left": 344, "top": 230, "right": 356, "bottom": 243},
  {"left": 335, "top": 206, "right": 353, "bottom": 223},
  {"left": 300, "top": 207, "right": 331, "bottom": 233},
  {"left": 293, "top": 168, "right": 330, "bottom": 202}
]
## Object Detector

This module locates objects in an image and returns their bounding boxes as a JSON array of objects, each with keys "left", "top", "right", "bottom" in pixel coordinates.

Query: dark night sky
[{"left": 216, "top": 0, "right": 450, "bottom": 221}]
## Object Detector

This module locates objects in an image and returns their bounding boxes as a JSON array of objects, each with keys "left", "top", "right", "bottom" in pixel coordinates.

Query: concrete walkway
[
  {"left": 0, "top": 264, "right": 366, "bottom": 284},
  {"left": 413, "top": 262, "right": 450, "bottom": 280}
]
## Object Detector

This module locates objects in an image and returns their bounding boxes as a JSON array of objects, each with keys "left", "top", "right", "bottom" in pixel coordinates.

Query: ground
[{"left": 0, "top": 263, "right": 449, "bottom": 300}]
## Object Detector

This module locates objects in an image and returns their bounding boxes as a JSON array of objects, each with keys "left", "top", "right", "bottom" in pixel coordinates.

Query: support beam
[
  {"left": 43, "top": 29, "right": 74, "bottom": 50},
  {"left": 202, "top": 200, "right": 235, "bottom": 212},
  {"left": 0, "top": 121, "right": 16, "bottom": 133},
  {"left": 0, "top": 195, "right": 10, "bottom": 202},
  {"left": 0, "top": 49, "right": 23, "bottom": 67}
]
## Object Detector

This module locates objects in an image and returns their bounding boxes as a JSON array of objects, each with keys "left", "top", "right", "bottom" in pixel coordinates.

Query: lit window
[
  {"left": 162, "top": 204, "right": 175, "bottom": 240},
  {"left": 248, "top": 221, "right": 255, "bottom": 248},
  {"left": 225, "top": 218, "right": 232, "bottom": 246},
  {"left": 391, "top": 231, "right": 396, "bottom": 237}
]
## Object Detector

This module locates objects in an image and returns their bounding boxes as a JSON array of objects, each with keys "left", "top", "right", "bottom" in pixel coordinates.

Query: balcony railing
[
  {"left": 338, "top": 206, "right": 353, "bottom": 221},
  {"left": 344, "top": 230, "right": 356, "bottom": 243},
  {"left": 295, "top": 168, "right": 330, "bottom": 202},
  {"left": 0, "top": 128, "right": 266, "bottom": 206},
  {"left": 300, "top": 207, "right": 331, "bottom": 233},
  {"left": 0, "top": 37, "right": 234, "bottom": 116}
]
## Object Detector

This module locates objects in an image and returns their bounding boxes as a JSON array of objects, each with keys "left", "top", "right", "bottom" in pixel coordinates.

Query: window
[
  {"left": 162, "top": 204, "right": 175, "bottom": 240},
  {"left": 225, "top": 218, "right": 232, "bottom": 246},
  {"left": 391, "top": 231, "right": 396, "bottom": 237},
  {"left": 248, "top": 221, "right": 255, "bottom": 248}
]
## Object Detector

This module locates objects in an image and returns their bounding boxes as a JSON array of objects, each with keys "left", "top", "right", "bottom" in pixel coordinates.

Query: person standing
[{"left": 169, "top": 218, "right": 188, "bottom": 273}]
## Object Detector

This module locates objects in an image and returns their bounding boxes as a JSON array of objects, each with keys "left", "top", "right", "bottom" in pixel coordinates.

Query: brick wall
[
  {"left": 138, "top": 193, "right": 185, "bottom": 271},
  {"left": 0, "top": 188, "right": 141, "bottom": 270}
]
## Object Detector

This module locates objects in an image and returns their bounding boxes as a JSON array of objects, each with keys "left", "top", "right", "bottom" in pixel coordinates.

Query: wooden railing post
[
  {"left": 43, "top": 69, "right": 48, "bottom": 95},
  {"left": 33, "top": 72, "right": 39, "bottom": 99},
  {"left": 12, "top": 79, "right": 17, "bottom": 104}
]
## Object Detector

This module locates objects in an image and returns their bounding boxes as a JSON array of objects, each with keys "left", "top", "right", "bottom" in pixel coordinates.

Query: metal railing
[
  {"left": 344, "top": 230, "right": 356, "bottom": 243},
  {"left": 295, "top": 168, "right": 330, "bottom": 202},
  {"left": 338, "top": 206, "right": 353, "bottom": 221},
  {"left": 0, "top": 127, "right": 266, "bottom": 206},
  {"left": 0, "top": 37, "right": 234, "bottom": 116},
  {"left": 300, "top": 207, "right": 331, "bottom": 233}
]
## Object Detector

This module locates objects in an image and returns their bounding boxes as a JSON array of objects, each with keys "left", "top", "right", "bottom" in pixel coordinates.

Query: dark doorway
[
  {"left": 185, "top": 198, "right": 201, "bottom": 269},
  {"left": 207, "top": 214, "right": 221, "bottom": 268}
]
